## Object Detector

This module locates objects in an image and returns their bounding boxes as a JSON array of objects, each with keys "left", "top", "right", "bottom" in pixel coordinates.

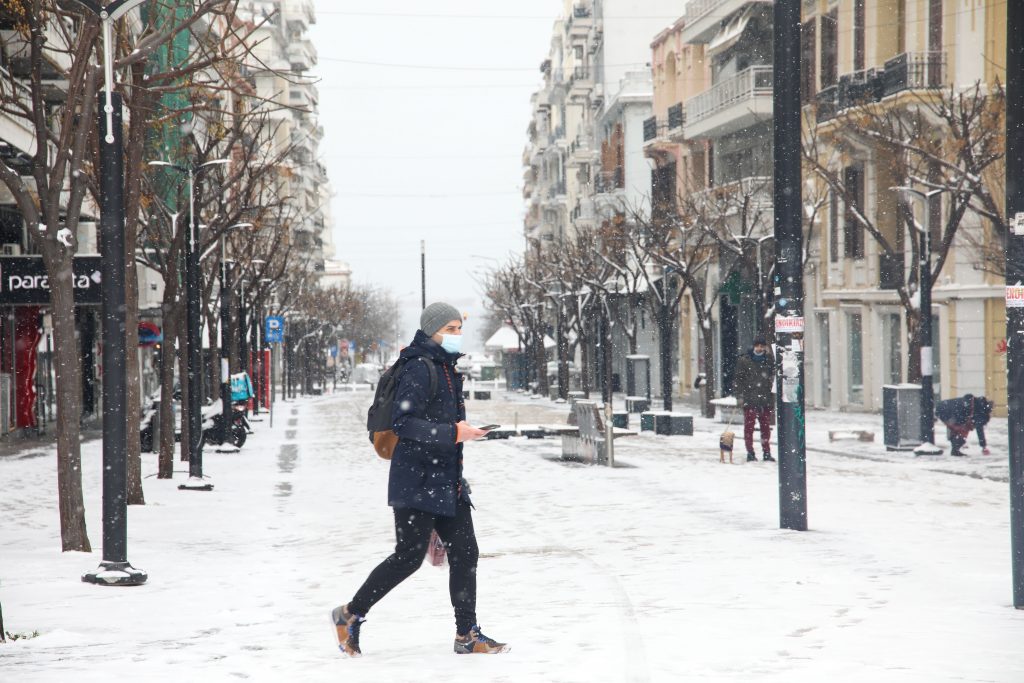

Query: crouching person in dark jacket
[
  {"left": 332, "top": 302, "right": 509, "bottom": 657},
  {"left": 935, "top": 394, "right": 993, "bottom": 457}
]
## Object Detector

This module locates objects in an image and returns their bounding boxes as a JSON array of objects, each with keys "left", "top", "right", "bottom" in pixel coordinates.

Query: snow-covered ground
[{"left": 1, "top": 389, "right": 1022, "bottom": 682}]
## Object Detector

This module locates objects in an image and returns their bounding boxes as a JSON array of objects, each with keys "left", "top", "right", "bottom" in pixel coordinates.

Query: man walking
[
  {"left": 332, "top": 302, "right": 509, "bottom": 657},
  {"left": 734, "top": 335, "right": 776, "bottom": 462}
]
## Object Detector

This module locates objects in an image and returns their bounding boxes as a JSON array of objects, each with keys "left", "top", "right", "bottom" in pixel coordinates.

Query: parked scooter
[{"left": 201, "top": 401, "right": 249, "bottom": 449}]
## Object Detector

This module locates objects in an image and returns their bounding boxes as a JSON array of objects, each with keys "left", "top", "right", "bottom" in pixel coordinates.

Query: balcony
[
  {"left": 567, "top": 4, "right": 593, "bottom": 37},
  {"left": 287, "top": 40, "right": 317, "bottom": 71},
  {"left": 569, "top": 66, "right": 592, "bottom": 96},
  {"left": 595, "top": 168, "right": 624, "bottom": 194},
  {"left": 694, "top": 176, "right": 773, "bottom": 214},
  {"left": 684, "top": 65, "right": 773, "bottom": 139},
  {"left": 681, "top": 0, "right": 773, "bottom": 45},
  {"left": 814, "top": 52, "right": 947, "bottom": 126},
  {"left": 878, "top": 252, "right": 905, "bottom": 290},
  {"left": 572, "top": 197, "right": 596, "bottom": 225},
  {"left": 882, "top": 52, "right": 947, "bottom": 96}
]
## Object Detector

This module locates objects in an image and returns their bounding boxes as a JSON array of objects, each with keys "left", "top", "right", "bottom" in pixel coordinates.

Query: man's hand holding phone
[{"left": 456, "top": 421, "right": 491, "bottom": 442}]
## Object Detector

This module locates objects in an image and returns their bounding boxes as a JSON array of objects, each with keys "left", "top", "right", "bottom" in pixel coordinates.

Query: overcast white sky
[{"left": 309, "top": 1, "right": 560, "bottom": 351}]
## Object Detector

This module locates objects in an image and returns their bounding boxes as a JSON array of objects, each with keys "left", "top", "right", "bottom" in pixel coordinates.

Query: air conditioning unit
[{"left": 1, "top": 243, "right": 21, "bottom": 255}]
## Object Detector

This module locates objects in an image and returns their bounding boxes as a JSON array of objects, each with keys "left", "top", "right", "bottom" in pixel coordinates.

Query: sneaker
[
  {"left": 746, "top": 452, "right": 758, "bottom": 462},
  {"left": 453, "top": 625, "right": 510, "bottom": 654},
  {"left": 762, "top": 452, "right": 776, "bottom": 462},
  {"left": 331, "top": 604, "right": 365, "bottom": 657}
]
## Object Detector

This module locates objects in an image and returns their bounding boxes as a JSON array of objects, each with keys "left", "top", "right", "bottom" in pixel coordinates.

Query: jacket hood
[{"left": 400, "top": 329, "right": 462, "bottom": 364}]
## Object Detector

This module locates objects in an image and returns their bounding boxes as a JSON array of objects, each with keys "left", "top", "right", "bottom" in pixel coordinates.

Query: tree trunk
[
  {"left": 602, "top": 311, "right": 614, "bottom": 405},
  {"left": 533, "top": 325, "right": 549, "bottom": 396},
  {"left": 124, "top": 254, "right": 144, "bottom": 505},
  {"left": 579, "top": 320, "right": 591, "bottom": 397},
  {"left": 178, "top": 317, "right": 191, "bottom": 463},
  {"left": 44, "top": 249, "right": 90, "bottom": 552},
  {"left": 158, "top": 292, "right": 180, "bottom": 478},
  {"left": 907, "top": 309, "right": 922, "bottom": 382},
  {"left": 700, "top": 322, "right": 716, "bottom": 419},
  {"left": 659, "top": 302, "right": 673, "bottom": 412}
]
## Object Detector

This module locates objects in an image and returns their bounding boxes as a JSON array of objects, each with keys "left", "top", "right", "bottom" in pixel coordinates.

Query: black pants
[{"left": 349, "top": 501, "right": 479, "bottom": 634}]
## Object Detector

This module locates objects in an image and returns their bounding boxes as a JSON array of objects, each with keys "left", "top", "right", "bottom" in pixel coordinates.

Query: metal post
[
  {"left": 896, "top": 187, "right": 943, "bottom": 455},
  {"left": 180, "top": 168, "right": 210, "bottom": 491},
  {"left": 1005, "top": 0, "right": 1024, "bottom": 609},
  {"left": 239, "top": 280, "right": 248, "bottom": 390},
  {"left": 773, "top": 0, "right": 808, "bottom": 531},
  {"left": 660, "top": 278, "right": 673, "bottom": 412},
  {"left": 219, "top": 242, "right": 232, "bottom": 445},
  {"left": 82, "top": 10, "right": 146, "bottom": 587},
  {"left": 421, "top": 240, "right": 426, "bottom": 309}
]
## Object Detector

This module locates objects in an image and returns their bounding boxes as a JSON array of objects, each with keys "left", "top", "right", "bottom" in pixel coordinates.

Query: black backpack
[{"left": 367, "top": 356, "right": 437, "bottom": 459}]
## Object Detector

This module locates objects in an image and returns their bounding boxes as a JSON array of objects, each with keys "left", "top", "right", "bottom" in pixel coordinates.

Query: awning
[
  {"left": 706, "top": 8, "right": 754, "bottom": 58},
  {"left": 484, "top": 325, "right": 555, "bottom": 352}
]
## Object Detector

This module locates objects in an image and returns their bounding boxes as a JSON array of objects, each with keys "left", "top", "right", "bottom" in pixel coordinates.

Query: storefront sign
[{"left": 0, "top": 256, "right": 102, "bottom": 305}]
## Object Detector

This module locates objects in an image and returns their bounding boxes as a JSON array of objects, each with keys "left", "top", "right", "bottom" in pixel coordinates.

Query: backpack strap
[{"left": 417, "top": 356, "right": 438, "bottom": 399}]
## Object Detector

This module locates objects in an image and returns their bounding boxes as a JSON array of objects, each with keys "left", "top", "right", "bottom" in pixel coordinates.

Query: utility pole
[
  {"left": 772, "top": 0, "right": 807, "bottom": 531},
  {"left": 1004, "top": 0, "right": 1024, "bottom": 609},
  {"left": 421, "top": 240, "right": 426, "bottom": 309}
]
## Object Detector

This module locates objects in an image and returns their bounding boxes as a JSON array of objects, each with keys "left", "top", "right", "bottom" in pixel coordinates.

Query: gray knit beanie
[{"left": 420, "top": 302, "right": 462, "bottom": 337}]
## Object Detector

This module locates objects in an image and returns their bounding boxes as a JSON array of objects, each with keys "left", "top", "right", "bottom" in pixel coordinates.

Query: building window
[
  {"left": 801, "top": 18, "right": 817, "bottom": 104},
  {"left": 882, "top": 312, "right": 902, "bottom": 385},
  {"left": 817, "top": 312, "right": 831, "bottom": 406},
  {"left": 829, "top": 190, "right": 839, "bottom": 263},
  {"left": 847, "top": 311, "right": 863, "bottom": 405},
  {"left": 853, "top": 0, "right": 865, "bottom": 71},
  {"left": 928, "top": 0, "right": 942, "bottom": 53},
  {"left": 843, "top": 166, "right": 865, "bottom": 259},
  {"left": 820, "top": 9, "right": 838, "bottom": 87}
]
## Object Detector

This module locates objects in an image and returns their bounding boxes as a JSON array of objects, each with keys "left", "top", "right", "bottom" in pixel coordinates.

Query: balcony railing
[
  {"left": 814, "top": 52, "right": 947, "bottom": 125},
  {"left": 683, "top": 0, "right": 730, "bottom": 25},
  {"left": 879, "top": 252, "right": 905, "bottom": 290},
  {"left": 815, "top": 85, "right": 837, "bottom": 124},
  {"left": 595, "top": 168, "right": 624, "bottom": 194},
  {"left": 643, "top": 116, "right": 658, "bottom": 142},
  {"left": 685, "top": 65, "right": 773, "bottom": 128},
  {"left": 882, "top": 51, "right": 947, "bottom": 96},
  {"left": 667, "top": 102, "right": 685, "bottom": 130},
  {"left": 695, "top": 176, "right": 773, "bottom": 210}
]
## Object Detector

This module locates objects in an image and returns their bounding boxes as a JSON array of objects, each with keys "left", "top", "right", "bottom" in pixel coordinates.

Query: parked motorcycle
[{"left": 201, "top": 401, "right": 249, "bottom": 449}]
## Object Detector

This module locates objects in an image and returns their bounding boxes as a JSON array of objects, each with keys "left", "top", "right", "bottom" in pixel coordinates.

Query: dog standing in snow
[{"left": 719, "top": 430, "right": 735, "bottom": 464}]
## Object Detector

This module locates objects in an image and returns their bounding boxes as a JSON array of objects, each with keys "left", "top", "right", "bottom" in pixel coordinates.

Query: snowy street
[{"left": 2, "top": 389, "right": 1022, "bottom": 682}]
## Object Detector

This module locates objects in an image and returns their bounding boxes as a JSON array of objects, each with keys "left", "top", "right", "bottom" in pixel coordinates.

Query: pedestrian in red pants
[{"left": 733, "top": 335, "right": 776, "bottom": 462}]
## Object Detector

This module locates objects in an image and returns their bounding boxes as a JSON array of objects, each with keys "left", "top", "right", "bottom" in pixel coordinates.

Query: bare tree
[{"left": 803, "top": 82, "right": 1005, "bottom": 380}]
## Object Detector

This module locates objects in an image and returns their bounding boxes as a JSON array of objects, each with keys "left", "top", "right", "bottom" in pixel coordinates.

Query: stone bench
[{"left": 541, "top": 400, "right": 636, "bottom": 464}]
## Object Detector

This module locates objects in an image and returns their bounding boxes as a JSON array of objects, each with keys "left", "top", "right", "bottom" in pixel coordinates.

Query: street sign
[
  {"left": 0, "top": 256, "right": 103, "bottom": 306},
  {"left": 265, "top": 315, "right": 285, "bottom": 343}
]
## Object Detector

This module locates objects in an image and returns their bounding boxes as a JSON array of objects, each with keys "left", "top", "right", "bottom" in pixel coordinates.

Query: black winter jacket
[
  {"left": 387, "top": 330, "right": 470, "bottom": 517},
  {"left": 733, "top": 349, "right": 775, "bottom": 409}
]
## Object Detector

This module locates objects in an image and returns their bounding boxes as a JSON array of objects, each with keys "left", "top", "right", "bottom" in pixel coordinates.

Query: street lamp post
[
  {"left": 894, "top": 186, "right": 944, "bottom": 456},
  {"left": 78, "top": 0, "right": 148, "bottom": 587},
  {"left": 148, "top": 159, "right": 230, "bottom": 489}
]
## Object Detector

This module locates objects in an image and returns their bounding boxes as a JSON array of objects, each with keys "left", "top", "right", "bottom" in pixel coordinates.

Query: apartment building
[
  {"left": 522, "top": 0, "right": 686, "bottom": 397},
  {"left": 802, "top": 0, "right": 1007, "bottom": 413},
  {"left": 641, "top": 0, "right": 776, "bottom": 399},
  {"left": 243, "top": 0, "right": 329, "bottom": 275}
]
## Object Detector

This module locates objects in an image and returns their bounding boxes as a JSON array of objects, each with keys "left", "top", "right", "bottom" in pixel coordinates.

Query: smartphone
[{"left": 478, "top": 424, "right": 501, "bottom": 431}]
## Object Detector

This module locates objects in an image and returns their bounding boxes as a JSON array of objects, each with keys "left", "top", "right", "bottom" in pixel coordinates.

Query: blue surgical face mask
[
  {"left": 753, "top": 348, "right": 766, "bottom": 357},
  {"left": 440, "top": 334, "right": 463, "bottom": 354}
]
